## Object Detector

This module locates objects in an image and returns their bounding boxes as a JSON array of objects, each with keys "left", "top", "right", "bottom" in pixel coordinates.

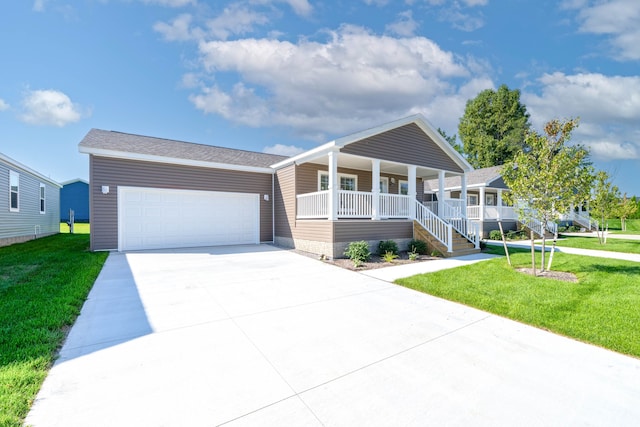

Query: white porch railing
[
  {"left": 416, "top": 201, "right": 452, "bottom": 252},
  {"left": 441, "top": 200, "right": 480, "bottom": 249},
  {"left": 570, "top": 211, "right": 597, "bottom": 230},
  {"left": 380, "top": 194, "right": 411, "bottom": 218},
  {"left": 296, "top": 190, "right": 411, "bottom": 219},
  {"left": 466, "top": 205, "right": 518, "bottom": 220}
]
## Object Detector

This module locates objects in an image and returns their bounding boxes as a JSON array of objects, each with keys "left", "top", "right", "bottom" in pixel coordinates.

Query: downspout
[{"left": 272, "top": 170, "right": 275, "bottom": 244}]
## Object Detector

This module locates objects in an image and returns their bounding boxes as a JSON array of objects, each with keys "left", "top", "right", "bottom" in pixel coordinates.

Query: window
[
  {"left": 467, "top": 194, "right": 478, "bottom": 206},
  {"left": 40, "top": 183, "right": 46, "bottom": 214},
  {"left": 399, "top": 180, "right": 408, "bottom": 195},
  {"left": 486, "top": 193, "right": 496, "bottom": 206},
  {"left": 318, "top": 172, "right": 358, "bottom": 191},
  {"left": 379, "top": 177, "right": 389, "bottom": 193},
  {"left": 9, "top": 171, "right": 19, "bottom": 212}
]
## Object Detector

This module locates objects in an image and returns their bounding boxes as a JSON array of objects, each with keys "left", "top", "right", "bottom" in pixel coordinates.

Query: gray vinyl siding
[
  {"left": 274, "top": 165, "right": 296, "bottom": 239},
  {"left": 293, "top": 220, "right": 333, "bottom": 242},
  {"left": 341, "top": 123, "right": 464, "bottom": 173},
  {"left": 90, "top": 156, "right": 274, "bottom": 251},
  {"left": 0, "top": 159, "right": 60, "bottom": 242},
  {"left": 333, "top": 220, "right": 412, "bottom": 242}
]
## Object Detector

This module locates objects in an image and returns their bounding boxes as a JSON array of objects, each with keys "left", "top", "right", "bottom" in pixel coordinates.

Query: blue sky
[{"left": 1, "top": 0, "right": 639, "bottom": 196}]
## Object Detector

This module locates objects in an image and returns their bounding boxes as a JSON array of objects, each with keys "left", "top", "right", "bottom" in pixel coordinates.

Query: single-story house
[
  {"left": 60, "top": 179, "right": 90, "bottom": 222},
  {"left": 79, "top": 115, "right": 481, "bottom": 258},
  {"left": 424, "top": 165, "right": 519, "bottom": 238},
  {"left": 0, "top": 152, "right": 61, "bottom": 247},
  {"left": 424, "top": 165, "right": 594, "bottom": 238}
]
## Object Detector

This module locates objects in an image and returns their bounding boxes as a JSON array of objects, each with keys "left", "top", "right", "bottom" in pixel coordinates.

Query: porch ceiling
[{"left": 306, "top": 152, "right": 451, "bottom": 180}]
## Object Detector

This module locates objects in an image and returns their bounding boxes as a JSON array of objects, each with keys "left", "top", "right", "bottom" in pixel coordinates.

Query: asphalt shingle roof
[
  {"left": 79, "top": 129, "right": 288, "bottom": 169},
  {"left": 424, "top": 165, "right": 504, "bottom": 191}
]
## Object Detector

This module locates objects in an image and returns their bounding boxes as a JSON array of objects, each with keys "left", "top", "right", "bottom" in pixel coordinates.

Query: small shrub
[
  {"left": 408, "top": 249, "right": 419, "bottom": 261},
  {"left": 382, "top": 251, "right": 399, "bottom": 262},
  {"left": 407, "top": 239, "right": 428, "bottom": 255},
  {"left": 557, "top": 226, "right": 567, "bottom": 233},
  {"left": 344, "top": 241, "right": 371, "bottom": 267},
  {"left": 378, "top": 240, "right": 398, "bottom": 255},
  {"left": 489, "top": 230, "right": 502, "bottom": 240},
  {"left": 430, "top": 250, "right": 442, "bottom": 257}
]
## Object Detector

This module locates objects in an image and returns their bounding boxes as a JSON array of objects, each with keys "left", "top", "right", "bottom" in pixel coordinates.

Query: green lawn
[
  {"left": 604, "top": 218, "right": 640, "bottom": 234},
  {"left": 59, "top": 222, "right": 90, "bottom": 234},
  {"left": 396, "top": 247, "right": 640, "bottom": 359},
  {"left": 555, "top": 236, "right": 640, "bottom": 254},
  {"left": 0, "top": 234, "right": 107, "bottom": 427}
]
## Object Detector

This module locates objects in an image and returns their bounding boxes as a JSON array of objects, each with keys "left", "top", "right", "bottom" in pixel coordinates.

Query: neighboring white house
[{"left": 0, "top": 152, "right": 61, "bottom": 247}]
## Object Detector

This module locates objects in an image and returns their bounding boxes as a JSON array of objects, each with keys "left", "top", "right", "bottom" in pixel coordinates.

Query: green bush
[
  {"left": 344, "top": 241, "right": 371, "bottom": 267},
  {"left": 378, "top": 240, "right": 398, "bottom": 255},
  {"left": 407, "top": 239, "right": 428, "bottom": 255},
  {"left": 382, "top": 251, "right": 399, "bottom": 262},
  {"left": 489, "top": 230, "right": 502, "bottom": 240},
  {"left": 557, "top": 226, "right": 567, "bottom": 233}
]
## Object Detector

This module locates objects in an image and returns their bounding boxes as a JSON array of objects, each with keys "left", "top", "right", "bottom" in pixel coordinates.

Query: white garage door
[{"left": 118, "top": 186, "right": 260, "bottom": 251}]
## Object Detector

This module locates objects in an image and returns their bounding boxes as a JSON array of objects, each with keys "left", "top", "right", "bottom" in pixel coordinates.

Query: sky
[{"left": 1, "top": 0, "right": 639, "bottom": 196}]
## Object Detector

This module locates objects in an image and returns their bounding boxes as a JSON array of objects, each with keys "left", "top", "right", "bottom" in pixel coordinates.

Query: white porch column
[
  {"left": 438, "top": 170, "right": 445, "bottom": 218},
  {"left": 497, "top": 189, "right": 503, "bottom": 220},
  {"left": 328, "top": 150, "right": 338, "bottom": 221},
  {"left": 461, "top": 173, "right": 468, "bottom": 216},
  {"left": 371, "top": 159, "right": 380, "bottom": 220},
  {"left": 408, "top": 165, "right": 417, "bottom": 219},
  {"left": 479, "top": 186, "right": 485, "bottom": 222}
]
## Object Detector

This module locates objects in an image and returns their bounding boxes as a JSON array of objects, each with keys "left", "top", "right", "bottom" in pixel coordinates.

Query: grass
[
  {"left": 59, "top": 222, "right": 90, "bottom": 234},
  {"left": 555, "top": 236, "right": 640, "bottom": 254},
  {"left": 0, "top": 234, "right": 108, "bottom": 427},
  {"left": 603, "top": 218, "right": 640, "bottom": 234},
  {"left": 396, "top": 246, "right": 640, "bottom": 359}
]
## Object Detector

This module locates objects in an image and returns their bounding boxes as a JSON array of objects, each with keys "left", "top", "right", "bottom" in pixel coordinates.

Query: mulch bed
[
  {"left": 516, "top": 268, "right": 578, "bottom": 282},
  {"left": 294, "top": 250, "right": 439, "bottom": 271}
]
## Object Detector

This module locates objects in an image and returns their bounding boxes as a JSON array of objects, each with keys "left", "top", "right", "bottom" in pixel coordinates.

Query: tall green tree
[
  {"left": 458, "top": 84, "right": 531, "bottom": 168},
  {"left": 437, "top": 127, "right": 464, "bottom": 155},
  {"left": 590, "top": 171, "right": 620, "bottom": 243},
  {"left": 502, "top": 118, "right": 594, "bottom": 272}
]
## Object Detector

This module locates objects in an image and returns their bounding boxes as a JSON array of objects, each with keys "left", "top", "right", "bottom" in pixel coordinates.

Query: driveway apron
[{"left": 26, "top": 245, "right": 640, "bottom": 426}]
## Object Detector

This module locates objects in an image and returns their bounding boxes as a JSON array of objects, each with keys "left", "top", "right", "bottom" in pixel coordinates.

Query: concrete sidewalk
[
  {"left": 26, "top": 245, "right": 640, "bottom": 426},
  {"left": 487, "top": 239, "right": 640, "bottom": 263}
]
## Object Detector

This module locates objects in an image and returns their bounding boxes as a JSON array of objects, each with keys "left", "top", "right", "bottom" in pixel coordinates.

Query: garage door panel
[{"left": 119, "top": 187, "right": 260, "bottom": 251}]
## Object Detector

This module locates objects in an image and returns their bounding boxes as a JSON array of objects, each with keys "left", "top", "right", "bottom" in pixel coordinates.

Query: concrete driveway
[{"left": 27, "top": 245, "right": 640, "bottom": 426}]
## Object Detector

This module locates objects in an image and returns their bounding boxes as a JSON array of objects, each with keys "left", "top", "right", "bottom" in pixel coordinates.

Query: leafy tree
[
  {"left": 458, "top": 84, "right": 531, "bottom": 168},
  {"left": 590, "top": 171, "right": 620, "bottom": 243},
  {"left": 617, "top": 193, "right": 637, "bottom": 232},
  {"left": 437, "top": 127, "right": 464, "bottom": 155},
  {"left": 502, "top": 118, "right": 594, "bottom": 273}
]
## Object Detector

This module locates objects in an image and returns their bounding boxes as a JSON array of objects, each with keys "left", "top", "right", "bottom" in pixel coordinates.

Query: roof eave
[
  {"left": 0, "top": 152, "right": 62, "bottom": 188},
  {"left": 79, "top": 146, "right": 275, "bottom": 174}
]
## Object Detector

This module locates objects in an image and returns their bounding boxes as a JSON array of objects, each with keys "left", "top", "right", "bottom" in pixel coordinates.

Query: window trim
[
  {"left": 398, "top": 180, "right": 408, "bottom": 196},
  {"left": 9, "top": 171, "right": 19, "bottom": 212},
  {"left": 318, "top": 171, "right": 358, "bottom": 191},
  {"left": 40, "top": 183, "right": 46, "bottom": 214},
  {"left": 485, "top": 193, "right": 496, "bottom": 206},
  {"left": 467, "top": 194, "right": 479, "bottom": 206}
]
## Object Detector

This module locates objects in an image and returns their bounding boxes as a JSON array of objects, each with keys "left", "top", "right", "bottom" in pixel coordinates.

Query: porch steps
[{"left": 413, "top": 221, "right": 480, "bottom": 258}]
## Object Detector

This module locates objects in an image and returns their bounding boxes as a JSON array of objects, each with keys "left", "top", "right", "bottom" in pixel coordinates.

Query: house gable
[{"left": 338, "top": 123, "right": 464, "bottom": 173}]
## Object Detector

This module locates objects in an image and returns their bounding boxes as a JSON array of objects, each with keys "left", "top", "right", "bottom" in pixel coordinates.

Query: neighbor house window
[
  {"left": 399, "top": 180, "right": 408, "bottom": 195},
  {"left": 9, "top": 171, "right": 19, "bottom": 212},
  {"left": 318, "top": 172, "right": 358, "bottom": 191},
  {"left": 467, "top": 194, "right": 478, "bottom": 206},
  {"left": 486, "top": 193, "right": 496, "bottom": 206},
  {"left": 40, "top": 183, "right": 46, "bottom": 214}
]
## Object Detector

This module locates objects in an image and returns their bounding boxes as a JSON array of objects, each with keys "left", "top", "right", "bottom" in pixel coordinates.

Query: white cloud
[
  {"left": 33, "top": 0, "right": 47, "bottom": 12},
  {"left": 263, "top": 143, "right": 305, "bottom": 156},
  {"left": 20, "top": 89, "right": 85, "bottom": 127},
  {"left": 523, "top": 72, "right": 640, "bottom": 161},
  {"left": 280, "top": 0, "right": 313, "bottom": 17},
  {"left": 207, "top": 4, "right": 269, "bottom": 40},
  {"left": 189, "top": 25, "right": 489, "bottom": 140},
  {"left": 573, "top": 0, "right": 640, "bottom": 60},
  {"left": 386, "top": 10, "right": 419, "bottom": 37},
  {"left": 141, "top": 0, "right": 196, "bottom": 7},
  {"left": 0, "top": 99, "right": 9, "bottom": 111},
  {"left": 154, "top": 13, "right": 203, "bottom": 41}
]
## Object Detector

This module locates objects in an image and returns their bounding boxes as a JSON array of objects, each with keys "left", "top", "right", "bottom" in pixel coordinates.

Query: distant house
[
  {"left": 0, "top": 152, "right": 61, "bottom": 247},
  {"left": 61, "top": 179, "right": 89, "bottom": 222}
]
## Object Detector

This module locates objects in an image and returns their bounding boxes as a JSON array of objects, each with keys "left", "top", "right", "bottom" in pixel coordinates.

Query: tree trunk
[
  {"left": 531, "top": 230, "right": 536, "bottom": 276},
  {"left": 498, "top": 221, "right": 511, "bottom": 266},
  {"left": 547, "top": 232, "right": 557, "bottom": 271},
  {"left": 540, "top": 232, "right": 546, "bottom": 273}
]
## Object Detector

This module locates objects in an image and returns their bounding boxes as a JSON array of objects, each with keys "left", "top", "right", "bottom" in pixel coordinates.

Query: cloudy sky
[{"left": 1, "top": 0, "right": 639, "bottom": 195}]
